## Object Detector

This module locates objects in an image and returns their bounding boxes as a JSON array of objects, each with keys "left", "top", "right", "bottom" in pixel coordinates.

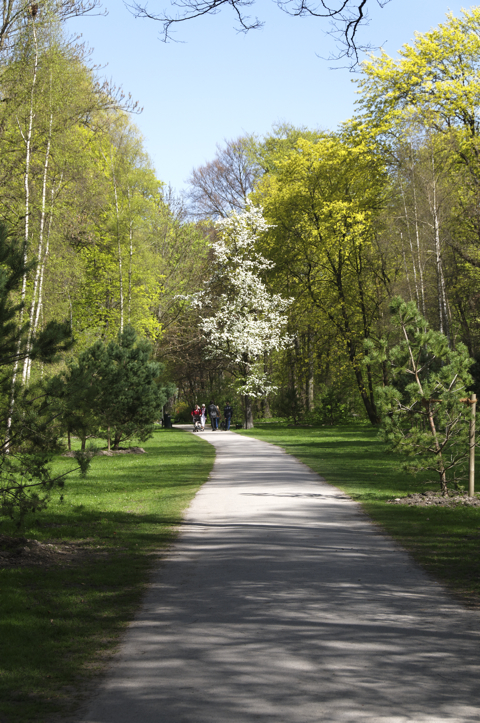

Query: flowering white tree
[{"left": 191, "top": 205, "right": 292, "bottom": 428}]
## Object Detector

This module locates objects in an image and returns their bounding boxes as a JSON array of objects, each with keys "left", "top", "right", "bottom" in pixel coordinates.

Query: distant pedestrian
[
  {"left": 200, "top": 404, "right": 207, "bottom": 431},
  {"left": 208, "top": 401, "right": 218, "bottom": 431},
  {"left": 224, "top": 402, "right": 233, "bottom": 431},
  {"left": 215, "top": 404, "right": 221, "bottom": 430},
  {"left": 191, "top": 404, "right": 201, "bottom": 432}
]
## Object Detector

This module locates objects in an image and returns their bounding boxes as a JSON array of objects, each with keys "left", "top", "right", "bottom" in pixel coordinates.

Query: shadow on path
[{"left": 81, "top": 430, "right": 480, "bottom": 723}]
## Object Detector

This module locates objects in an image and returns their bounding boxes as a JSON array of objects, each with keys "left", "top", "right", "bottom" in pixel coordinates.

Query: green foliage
[
  {"left": 0, "top": 224, "right": 78, "bottom": 523},
  {"left": 99, "top": 327, "right": 173, "bottom": 449},
  {"left": 305, "top": 387, "right": 354, "bottom": 426},
  {"left": 270, "top": 386, "right": 303, "bottom": 424},
  {"left": 252, "top": 132, "right": 390, "bottom": 424},
  {"left": 47, "top": 340, "right": 106, "bottom": 449},
  {"left": 365, "top": 297, "right": 474, "bottom": 493},
  {"left": 50, "top": 326, "right": 175, "bottom": 450},
  {"left": 0, "top": 428, "right": 215, "bottom": 723}
]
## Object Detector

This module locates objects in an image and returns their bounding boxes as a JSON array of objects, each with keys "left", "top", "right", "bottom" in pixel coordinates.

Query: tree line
[
  {"left": 1, "top": 4, "right": 480, "bottom": 519},
  {"left": 0, "top": 0, "right": 209, "bottom": 520},
  {"left": 174, "top": 8, "right": 480, "bottom": 492}
]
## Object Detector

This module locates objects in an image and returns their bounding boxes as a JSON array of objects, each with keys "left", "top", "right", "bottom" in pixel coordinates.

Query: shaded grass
[
  {"left": 0, "top": 428, "right": 215, "bottom": 723},
  {"left": 238, "top": 422, "right": 480, "bottom": 607}
]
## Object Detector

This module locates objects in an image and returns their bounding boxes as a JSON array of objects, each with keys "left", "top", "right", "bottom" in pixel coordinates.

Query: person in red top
[{"left": 191, "top": 404, "right": 201, "bottom": 431}]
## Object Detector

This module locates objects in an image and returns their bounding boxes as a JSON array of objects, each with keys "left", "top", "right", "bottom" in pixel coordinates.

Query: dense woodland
[{"left": 2, "top": 3, "right": 480, "bottom": 460}]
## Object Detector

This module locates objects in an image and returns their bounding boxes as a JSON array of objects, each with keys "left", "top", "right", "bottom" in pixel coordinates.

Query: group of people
[{"left": 191, "top": 402, "right": 234, "bottom": 431}]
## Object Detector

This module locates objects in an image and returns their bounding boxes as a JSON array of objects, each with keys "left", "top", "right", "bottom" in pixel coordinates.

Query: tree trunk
[
  {"left": 244, "top": 395, "right": 254, "bottom": 429},
  {"left": 128, "top": 188, "right": 133, "bottom": 324},
  {"left": 399, "top": 231, "right": 413, "bottom": 302},
  {"left": 409, "top": 149, "right": 427, "bottom": 315},
  {"left": 306, "top": 330, "right": 314, "bottom": 411},
  {"left": 400, "top": 184, "right": 420, "bottom": 308},
  {"left": 6, "top": 20, "right": 38, "bottom": 443},
  {"left": 112, "top": 166, "right": 124, "bottom": 334},
  {"left": 430, "top": 150, "right": 450, "bottom": 342},
  {"left": 263, "top": 396, "right": 272, "bottom": 418},
  {"left": 23, "top": 110, "right": 53, "bottom": 384},
  {"left": 262, "top": 352, "right": 272, "bottom": 417}
]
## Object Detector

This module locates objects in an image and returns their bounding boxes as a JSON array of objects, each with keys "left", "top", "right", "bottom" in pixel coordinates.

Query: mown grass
[
  {"left": 239, "top": 421, "right": 480, "bottom": 607},
  {"left": 0, "top": 428, "right": 215, "bottom": 723}
]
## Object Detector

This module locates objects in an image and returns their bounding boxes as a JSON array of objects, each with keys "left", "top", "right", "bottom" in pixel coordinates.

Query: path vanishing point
[{"left": 80, "top": 428, "right": 480, "bottom": 723}]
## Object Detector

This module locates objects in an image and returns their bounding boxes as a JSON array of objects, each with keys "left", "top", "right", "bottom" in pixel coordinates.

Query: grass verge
[
  {"left": 0, "top": 428, "right": 214, "bottom": 723},
  {"left": 238, "top": 421, "right": 480, "bottom": 608}
]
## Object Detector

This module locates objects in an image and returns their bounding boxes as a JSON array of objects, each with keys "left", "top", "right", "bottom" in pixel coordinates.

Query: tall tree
[
  {"left": 253, "top": 133, "right": 391, "bottom": 424},
  {"left": 187, "top": 136, "right": 257, "bottom": 220},
  {"left": 357, "top": 9, "right": 480, "bottom": 268},
  {"left": 186, "top": 205, "right": 292, "bottom": 428},
  {"left": 0, "top": 223, "right": 80, "bottom": 522},
  {"left": 0, "top": 0, "right": 101, "bottom": 57}
]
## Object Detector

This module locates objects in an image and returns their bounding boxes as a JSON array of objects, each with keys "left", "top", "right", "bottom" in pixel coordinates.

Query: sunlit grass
[{"left": 0, "top": 428, "right": 214, "bottom": 723}]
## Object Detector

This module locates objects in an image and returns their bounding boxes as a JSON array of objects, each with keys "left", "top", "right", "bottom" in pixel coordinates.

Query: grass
[
  {"left": 4, "top": 420, "right": 480, "bottom": 722},
  {"left": 238, "top": 421, "right": 480, "bottom": 608},
  {"left": 0, "top": 427, "right": 215, "bottom": 723}
]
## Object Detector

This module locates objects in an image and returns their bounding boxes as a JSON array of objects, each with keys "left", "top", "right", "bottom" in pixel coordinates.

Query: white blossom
[{"left": 188, "top": 205, "right": 293, "bottom": 397}]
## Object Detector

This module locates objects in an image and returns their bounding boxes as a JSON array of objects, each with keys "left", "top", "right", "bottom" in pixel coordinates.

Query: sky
[{"left": 68, "top": 1, "right": 474, "bottom": 192}]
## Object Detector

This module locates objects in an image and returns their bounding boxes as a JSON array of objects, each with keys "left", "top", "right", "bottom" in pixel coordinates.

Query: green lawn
[
  {"left": 3, "top": 420, "right": 480, "bottom": 722},
  {"left": 0, "top": 428, "right": 215, "bottom": 723},
  {"left": 238, "top": 421, "right": 480, "bottom": 607}
]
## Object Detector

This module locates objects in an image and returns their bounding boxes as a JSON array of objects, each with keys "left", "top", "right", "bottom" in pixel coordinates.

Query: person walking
[
  {"left": 215, "top": 403, "right": 221, "bottom": 431},
  {"left": 200, "top": 404, "right": 207, "bottom": 431},
  {"left": 208, "top": 401, "right": 218, "bottom": 431},
  {"left": 191, "top": 404, "right": 201, "bottom": 432},
  {"left": 224, "top": 402, "right": 233, "bottom": 431}
]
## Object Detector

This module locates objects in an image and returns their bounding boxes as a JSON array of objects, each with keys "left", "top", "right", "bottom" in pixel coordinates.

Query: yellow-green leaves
[
  {"left": 357, "top": 8, "right": 480, "bottom": 141},
  {"left": 251, "top": 132, "right": 389, "bottom": 424}
]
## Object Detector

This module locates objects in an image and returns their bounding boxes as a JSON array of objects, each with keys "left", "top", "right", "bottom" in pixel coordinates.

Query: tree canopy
[{"left": 2, "top": 3, "right": 480, "bottom": 514}]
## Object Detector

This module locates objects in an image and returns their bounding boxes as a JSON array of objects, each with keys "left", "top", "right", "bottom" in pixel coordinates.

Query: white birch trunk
[
  {"left": 400, "top": 184, "right": 419, "bottom": 306},
  {"left": 411, "top": 170, "right": 426, "bottom": 316},
  {"left": 6, "top": 21, "right": 38, "bottom": 441},
  {"left": 111, "top": 158, "right": 124, "bottom": 334},
  {"left": 128, "top": 187, "right": 133, "bottom": 324},
  {"left": 430, "top": 152, "right": 450, "bottom": 342},
  {"left": 406, "top": 145, "right": 426, "bottom": 315},
  {"left": 400, "top": 231, "right": 413, "bottom": 302},
  {"left": 23, "top": 110, "right": 53, "bottom": 384}
]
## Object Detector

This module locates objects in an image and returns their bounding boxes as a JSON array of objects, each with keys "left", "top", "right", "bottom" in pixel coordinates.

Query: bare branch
[
  {"left": 0, "top": 0, "right": 105, "bottom": 57},
  {"left": 187, "top": 136, "right": 257, "bottom": 220},
  {"left": 128, "top": 0, "right": 392, "bottom": 66}
]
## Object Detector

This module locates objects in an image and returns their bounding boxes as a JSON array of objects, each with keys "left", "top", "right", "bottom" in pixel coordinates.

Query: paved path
[{"left": 81, "top": 429, "right": 480, "bottom": 723}]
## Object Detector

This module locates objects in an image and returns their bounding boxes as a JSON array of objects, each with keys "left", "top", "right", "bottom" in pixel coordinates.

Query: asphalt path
[{"left": 80, "top": 427, "right": 480, "bottom": 723}]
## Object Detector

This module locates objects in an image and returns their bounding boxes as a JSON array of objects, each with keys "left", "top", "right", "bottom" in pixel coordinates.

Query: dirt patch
[
  {"left": 388, "top": 491, "right": 480, "bottom": 508},
  {"left": 0, "top": 534, "right": 109, "bottom": 569},
  {"left": 62, "top": 447, "right": 145, "bottom": 458}
]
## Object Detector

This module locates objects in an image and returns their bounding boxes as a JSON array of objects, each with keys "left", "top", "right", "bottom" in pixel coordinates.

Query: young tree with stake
[{"left": 366, "top": 297, "right": 474, "bottom": 495}]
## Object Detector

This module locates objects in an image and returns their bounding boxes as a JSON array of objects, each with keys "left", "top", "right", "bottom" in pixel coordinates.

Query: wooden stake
[{"left": 469, "top": 393, "right": 477, "bottom": 497}]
